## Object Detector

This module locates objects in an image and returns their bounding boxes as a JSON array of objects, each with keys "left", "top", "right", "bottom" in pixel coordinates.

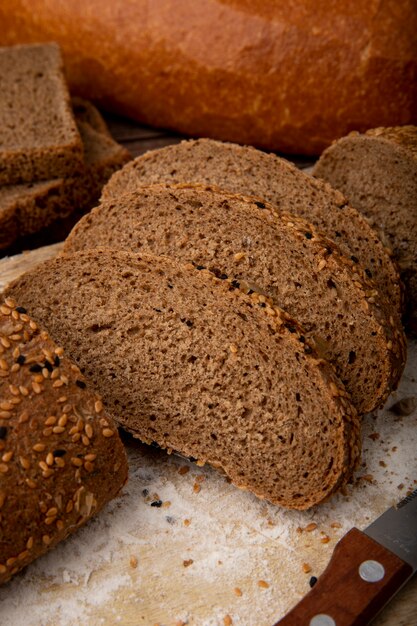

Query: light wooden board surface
[{"left": 0, "top": 245, "right": 416, "bottom": 626}]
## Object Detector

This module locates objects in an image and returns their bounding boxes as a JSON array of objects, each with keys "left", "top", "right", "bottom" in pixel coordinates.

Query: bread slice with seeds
[
  {"left": 0, "top": 296, "right": 128, "bottom": 585},
  {"left": 101, "top": 138, "right": 402, "bottom": 314},
  {"left": 0, "top": 110, "right": 131, "bottom": 250},
  {"left": 313, "top": 126, "right": 417, "bottom": 333},
  {"left": 4, "top": 248, "right": 361, "bottom": 510},
  {"left": 0, "top": 43, "right": 84, "bottom": 185},
  {"left": 64, "top": 184, "right": 406, "bottom": 414}
]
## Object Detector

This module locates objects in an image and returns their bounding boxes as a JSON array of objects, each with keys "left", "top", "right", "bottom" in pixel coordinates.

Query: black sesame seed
[
  {"left": 196, "top": 265, "right": 205, "bottom": 271},
  {"left": 365, "top": 268, "right": 373, "bottom": 278},
  {"left": 255, "top": 201, "right": 266, "bottom": 209},
  {"left": 15, "top": 306, "right": 27, "bottom": 314},
  {"left": 53, "top": 449, "right": 67, "bottom": 457},
  {"left": 299, "top": 336, "right": 306, "bottom": 343},
  {"left": 231, "top": 280, "right": 240, "bottom": 289},
  {"left": 167, "top": 283, "right": 173, "bottom": 289},
  {"left": 76, "top": 379, "right": 86, "bottom": 389},
  {"left": 153, "top": 308, "right": 162, "bottom": 313},
  {"left": 309, "top": 576, "right": 318, "bottom": 588},
  {"left": 151, "top": 500, "right": 163, "bottom": 507},
  {"left": 185, "top": 320, "right": 193, "bottom": 327},
  {"left": 166, "top": 515, "right": 175, "bottom": 525},
  {"left": 43, "top": 360, "right": 53, "bottom": 372},
  {"left": 335, "top": 231, "right": 341, "bottom": 237},
  {"left": 189, "top": 456, "right": 197, "bottom": 463},
  {"left": 29, "top": 364, "right": 42, "bottom": 373},
  {"left": 259, "top": 302, "right": 266, "bottom": 308},
  {"left": 304, "top": 345, "right": 313, "bottom": 354},
  {"left": 16, "top": 354, "right": 26, "bottom": 365},
  {"left": 247, "top": 289, "right": 254, "bottom": 295},
  {"left": 0, "top": 426, "right": 8, "bottom": 439},
  {"left": 54, "top": 355, "right": 61, "bottom": 367},
  {"left": 286, "top": 325, "right": 296, "bottom": 333},
  {"left": 142, "top": 489, "right": 149, "bottom": 497},
  {"left": 350, "top": 255, "right": 359, "bottom": 263},
  {"left": 219, "top": 273, "right": 228, "bottom": 280},
  {"left": 305, "top": 232, "right": 313, "bottom": 239}
]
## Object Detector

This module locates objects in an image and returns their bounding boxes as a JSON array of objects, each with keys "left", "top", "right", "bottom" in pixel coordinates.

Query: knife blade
[{"left": 274, "top": 488, "right": 417, "bottom": 626}]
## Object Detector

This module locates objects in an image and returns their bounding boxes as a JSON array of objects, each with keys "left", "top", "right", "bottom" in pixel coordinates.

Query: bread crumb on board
[{"left": 257, "top": 580, "right": 270, "bottom": 589}]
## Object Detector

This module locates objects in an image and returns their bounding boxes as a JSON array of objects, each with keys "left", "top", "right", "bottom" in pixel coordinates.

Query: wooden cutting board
[{"left": 0, "top": 118, "right": 416, "bottom": 626}]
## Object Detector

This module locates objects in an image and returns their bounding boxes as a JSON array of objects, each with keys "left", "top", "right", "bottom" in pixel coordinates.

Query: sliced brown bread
[
  {"left": 0, "top": 295, "right": 128, "bottom": 585},
  {"left": 0, "top": 111, "right": 131, "bottom": 250},
  {"left": 71, "top": 97, "right": 111, "bottom": 137},
  {"left": 101, "top": 138, "right": 402, "bottom": 315},
  {"left": 0, "top": 43, "right": 84, "bottom": 185},
  {"left": 64, "top": 184, "right": 406, "bottom": 414},
  {"left": 313, "top": 126, "right": 417, "bottom": 333},
  {"left": 4, "top": 248, "right": 361, "bottom": 510}
]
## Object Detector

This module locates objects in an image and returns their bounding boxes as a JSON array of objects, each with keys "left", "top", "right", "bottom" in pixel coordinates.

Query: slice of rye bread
[
  {"left": 71, "top": 97, "right": 112, "bottom": 137},
  {"left": 0, "top": 115, "right": 131, "bottom": 250},
  {"left": 101, "top": 138, "right": 402, "bottom": 315},
  {"left": 64, "top": 184, "right": 406, "bottom": 415},
  {"left": 313, "top": 126, "right": 417, "bottom": 333},
  {"left": 0, "top": 43, "right": 84, "bottom": 185},
  {"left": 4, "top": 248, "right": 361, "bottom": 510},
  {"left": 0, "top": 295, "right": 128, "bottom": 585}
]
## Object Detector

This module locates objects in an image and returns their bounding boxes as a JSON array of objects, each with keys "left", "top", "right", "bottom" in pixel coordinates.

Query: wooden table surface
[{"left": 0, "top": 114, "right": 416, "bottom": 626}]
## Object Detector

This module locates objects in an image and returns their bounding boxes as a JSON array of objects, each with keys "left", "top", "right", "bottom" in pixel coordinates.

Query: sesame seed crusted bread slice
[
  {"left": 101, "top": 138, "right": 402, "bottom": 315},
  {"left": 0, "top": 43, "right": 84, "bottom": 185},
  {"left": 4, "top": 248, "right": 361, "bottom": 510},
  {"left": 63, "top": 184, "right": 406, "bottom": 414},
  {"left": 0, "top": 110, "right": 131, "bottom": 251},
  {"left": 0, "top": 296, "right": 128, "bottom": 586},
  {"left": 313, "top": 126, "right": 417, "bottom": 334}
]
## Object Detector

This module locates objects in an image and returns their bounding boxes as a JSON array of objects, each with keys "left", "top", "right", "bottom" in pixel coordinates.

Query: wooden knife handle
[{"left": 275, "top": 528, "right": 413, "bottom": 626}]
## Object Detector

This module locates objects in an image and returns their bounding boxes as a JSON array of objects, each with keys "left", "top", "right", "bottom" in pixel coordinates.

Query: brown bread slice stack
[
  {"left": 0, "top": 295, "right": 128, "bottom": 585},
  {"left": 4, "top": 248, "right": 361, "bottom": 510},
  {"left": 0, "top": 43, "right": 84, "bottom": 184},
  {"left": 0, "top": 102, "right": 131, "bottom": 250},
  {"left": 64, "top": 184, "right": 406, "bottom": 414},
  {"left": 313, "top": 126, "right": 417, "bottom": 333},
  {"left": 101, "top": 138, "right": 402, "bottom": 316}
]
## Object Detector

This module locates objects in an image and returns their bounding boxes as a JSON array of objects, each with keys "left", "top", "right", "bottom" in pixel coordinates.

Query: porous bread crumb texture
[
  {"left": 4, "top": 248, "right": 361, "bottom": 510},
  {"left": 64, "top": 183, "right": 406, "bottom": 414},
  {"left": 101, "top": 138, "right": 402, "bottom": 315},
  {"left": 313, "top": 126, "right": 417, "bottom": 334},
  {"left": 0, "top": 296, "right": 128, "bottom": 585},
  {"left": 0, "top": 43, "right": 84, "bottom": 184},
  {"left": 0, "top": 106, "right": 131, "bottom": 250}
]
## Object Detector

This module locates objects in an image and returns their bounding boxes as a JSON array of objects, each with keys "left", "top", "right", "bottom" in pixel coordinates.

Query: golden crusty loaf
[
  {"left": 313, "top": 125, "right": 417, "bottom": 334},
  {"left": 102, "top": 138, "right": 403, "bottom": 315},
  {"left": 0, "top": 42, "right": 84, "bottom": 185},
  {"left": 0, "top": 296, "right": 128, "bottom": 585},
  {"left": 64, "top": 183, "right": 406, "bottom": 414},
  {"left": 5, "top": 248, "right": 361, "bottom": 510},
  {"left": 0, "top": 2, "right": 415, "bottom": 154}
]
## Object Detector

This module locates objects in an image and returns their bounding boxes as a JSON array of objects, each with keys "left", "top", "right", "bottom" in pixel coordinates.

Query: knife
[{"left": 275, "top": 488, "right": 417, "bottom": 626}]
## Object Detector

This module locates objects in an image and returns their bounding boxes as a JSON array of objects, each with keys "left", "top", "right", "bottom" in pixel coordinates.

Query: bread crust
[
  {"left": 0, "top": 297, "right": 128, "bottom": 585},
  {"left": 0, "top": 1, "right": 415, "bottom": 154}
]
